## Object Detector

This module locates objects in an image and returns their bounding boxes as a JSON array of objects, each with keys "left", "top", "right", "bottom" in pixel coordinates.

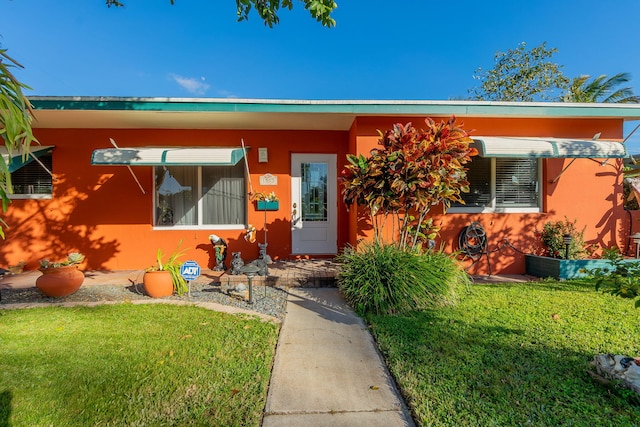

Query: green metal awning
[
  {"left": 471, "top": 137, "right": 628, "bottom": 158},
  {"left": 0, "top": 146, "right": 55, "bottom": 172},
  {"left": 91, "top": 147, "right": 247, "bottom": 166}
]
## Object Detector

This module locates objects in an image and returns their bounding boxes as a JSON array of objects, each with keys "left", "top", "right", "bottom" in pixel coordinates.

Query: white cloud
[
  {"left": 216, "top": 89, "right": 239, "bottom": 98},
  {"left": 169, "top": 74, "right": 211, "bottom": 95}
]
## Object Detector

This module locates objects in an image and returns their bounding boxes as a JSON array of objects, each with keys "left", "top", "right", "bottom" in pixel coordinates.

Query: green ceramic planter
[{"left": 256, "top": 200, "right": 279, "bottom": 211}]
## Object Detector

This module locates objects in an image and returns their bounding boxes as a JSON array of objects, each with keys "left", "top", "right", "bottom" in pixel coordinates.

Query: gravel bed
[{"left": 0, "top": 281, "right": 288, "bottom": 320}]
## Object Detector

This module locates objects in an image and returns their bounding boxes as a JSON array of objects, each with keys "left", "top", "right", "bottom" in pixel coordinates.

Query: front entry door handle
[{"left": 292, "top": 203, "right": 300, "bottom": 226}]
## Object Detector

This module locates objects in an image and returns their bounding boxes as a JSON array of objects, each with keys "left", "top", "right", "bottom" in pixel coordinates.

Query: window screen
[
  {"left": 202, "top": 163, "right": 246, "bottom": 225},
  {"left": 455, "top": 157, "right": 491, "bottom": 208},
  {"left": 11, "top": 154, "right": 53, "bottom": 196},
  {"left": 495, "top": 158, "right": 538, "bottom": 208},
  {"left": 451, "top": 157, "right": 539, "bottom": 211},
  {"left": 155, "top": 164, "right": 246, "bottom": 227}
]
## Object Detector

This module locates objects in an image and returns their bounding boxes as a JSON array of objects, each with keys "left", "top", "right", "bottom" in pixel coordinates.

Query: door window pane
[{"left": 301, "top": 162, "right": 327, "bottom": 221}]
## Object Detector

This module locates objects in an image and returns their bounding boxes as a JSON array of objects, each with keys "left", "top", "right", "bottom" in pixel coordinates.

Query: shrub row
[{"left": 336, "top": 242, "right": 469, "bottom": 315}]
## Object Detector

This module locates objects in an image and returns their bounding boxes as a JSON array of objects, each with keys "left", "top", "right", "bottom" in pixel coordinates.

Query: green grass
[
  {"left": 366, "top": 280, "right": 640, "bottom": 426},
  {"left": 0, "top": 304, "right": 279, "bottom": 426}
]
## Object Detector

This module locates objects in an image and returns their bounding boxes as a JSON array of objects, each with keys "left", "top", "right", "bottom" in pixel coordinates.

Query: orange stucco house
[{"left": 4, "top": 97, "right": 640, "bottom": 275}]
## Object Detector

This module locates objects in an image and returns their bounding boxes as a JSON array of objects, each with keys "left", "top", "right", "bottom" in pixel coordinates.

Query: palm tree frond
[{"left": 563, "top": 72, "right": 639, "bottom": 104}]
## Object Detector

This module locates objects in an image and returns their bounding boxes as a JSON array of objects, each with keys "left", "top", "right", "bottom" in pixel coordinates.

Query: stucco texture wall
[
  {"left": 349, "top": 116, "right": 628, "bottom": 275},
  {"left": 2, "top": 128, "right": 349, "bottom": 271},
  {"left": 2, "top": 114, "right": 629, "bottom": 276}
]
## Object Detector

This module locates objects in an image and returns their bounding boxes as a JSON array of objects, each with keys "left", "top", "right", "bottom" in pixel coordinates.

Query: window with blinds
[
  {"left": 455, "top": 157, "right": 491, "bottom": 208},
  {"left": 450, "top": 157, "right": 539, "bottom": 212},
  {"left": 495, "top": 158, "right": 538, "bottom": 208},
  {"left": 10, "top": 154, "right": 53, "bottom": 196}
]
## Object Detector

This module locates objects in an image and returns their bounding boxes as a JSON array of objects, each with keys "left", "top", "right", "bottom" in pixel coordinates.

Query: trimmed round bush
[{"left": 336, "top": 242, "right": 469, "bottom": 315}]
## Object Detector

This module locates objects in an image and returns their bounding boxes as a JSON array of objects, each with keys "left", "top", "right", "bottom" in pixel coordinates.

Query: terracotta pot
[
  {"left": 143, "top": 270, "right": 174, "bottom": 298},
  {"left": 36, "top": 265, "right": 85, "bottom": 297}
]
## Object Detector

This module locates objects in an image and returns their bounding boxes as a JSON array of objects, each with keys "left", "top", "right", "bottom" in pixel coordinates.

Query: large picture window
[
  {"left": 10, "top": 154, "right": 53, "bottom": 199},
  {"left": 154, "top": 163, "right": 246, "bottom": 228},
  {"left": 451, "top": 157, "right": 540, "bottom": 213}
]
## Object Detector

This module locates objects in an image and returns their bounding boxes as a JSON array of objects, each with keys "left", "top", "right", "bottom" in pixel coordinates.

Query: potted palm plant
[
  {"left": 143, "top": 242, "right": 188, "bottom": 298},
  {"left": 36, "top": 252, "right": 86, "bottom": 297}
]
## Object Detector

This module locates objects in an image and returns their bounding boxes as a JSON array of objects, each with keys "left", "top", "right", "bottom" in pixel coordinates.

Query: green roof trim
[{"left": 29, "top": 97, "right": 640, "bottom": 119}]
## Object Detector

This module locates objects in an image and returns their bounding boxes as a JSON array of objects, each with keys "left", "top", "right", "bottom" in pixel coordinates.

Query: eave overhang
[{"left": 28, "top": 97, "right": 640, "bottom": 131}]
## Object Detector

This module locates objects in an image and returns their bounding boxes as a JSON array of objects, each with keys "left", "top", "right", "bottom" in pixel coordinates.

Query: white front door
[{"left": 291, "top": 154, "right": 337, "bottom": 254}]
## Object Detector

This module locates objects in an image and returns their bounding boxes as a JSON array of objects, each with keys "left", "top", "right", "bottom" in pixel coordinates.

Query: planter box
[
  {"left": 525, "top": 254, "right": 638, "bottom": 280},
  {"left": 256, "top": 200, "right": 279, "bottom": 211}
]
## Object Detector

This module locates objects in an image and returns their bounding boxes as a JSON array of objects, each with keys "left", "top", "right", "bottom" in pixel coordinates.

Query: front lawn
[
  {"left": 0, "top": 304, "right": 279, "bottom": 426},
  {"left": 367, "top": 280, "right": 640, "bottom": 426}
]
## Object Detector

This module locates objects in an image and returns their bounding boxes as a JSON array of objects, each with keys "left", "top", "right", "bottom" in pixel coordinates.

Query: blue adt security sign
[{"left": 180, "top": 260, "right": 201, "bottom": 281}]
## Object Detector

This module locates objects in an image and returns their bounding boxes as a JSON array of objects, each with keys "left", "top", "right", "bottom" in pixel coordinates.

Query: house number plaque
[{"left": 259, "top": 173, "right": 278, "bottom": 186}]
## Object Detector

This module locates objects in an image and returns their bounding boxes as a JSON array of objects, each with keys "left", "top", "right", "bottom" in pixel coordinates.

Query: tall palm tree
[{"left": 562, "top": 72, "right": 640, "bottom": 103}]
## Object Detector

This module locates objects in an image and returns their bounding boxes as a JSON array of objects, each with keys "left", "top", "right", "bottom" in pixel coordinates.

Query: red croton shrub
[{"left": 341, "top": 116, "right": 477, "bottom": 250}]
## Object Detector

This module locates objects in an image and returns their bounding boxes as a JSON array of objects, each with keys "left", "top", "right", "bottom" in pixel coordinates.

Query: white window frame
[
  {"left": 152, "top": 165, "right": 247, "bottom": 230},
  {"left": 9, "top": 194, "right": 52, "bottom": 200},
  {"left": 448, "top": 158, "right": 542, "bottom": 214}
]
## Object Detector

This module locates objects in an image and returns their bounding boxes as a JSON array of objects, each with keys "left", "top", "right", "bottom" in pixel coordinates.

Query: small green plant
[
  {"left": 252, "top": 191, "right": 278, "bottom": 202},
  {"left": 336, "top": 242, "right": 468, "bottom": 315},
  {"left": 539, "top": 217, "right": 588, "bottom": 259},
  {"left": 585, "top": 247, "right": 640, "bottom": 307},
  {"left": 39, "top": 252, "right": 85, "bottom": 269},
  {"left": 147, "top": 241, "right": 188, "bottom": 295}
]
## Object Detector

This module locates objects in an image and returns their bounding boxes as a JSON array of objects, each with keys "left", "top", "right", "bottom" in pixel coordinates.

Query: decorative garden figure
[
  {"left": 258, "top": 243, "right": 272, "bottom": 264},
  {"left": 230, "top": 252, "right": 245, "bottom": 275},
  {"left": 209, "top": 234, "right": 228, "bottom": 271}
]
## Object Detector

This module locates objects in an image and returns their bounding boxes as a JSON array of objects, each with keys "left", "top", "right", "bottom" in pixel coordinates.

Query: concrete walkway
[{"left": 263, "top": 288, "right": 415, "bottom": 427}]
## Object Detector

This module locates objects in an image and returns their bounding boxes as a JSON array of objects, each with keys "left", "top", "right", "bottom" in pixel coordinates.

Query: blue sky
[{"left": 2, "top": 0, "right": 640, "bottom": 149}]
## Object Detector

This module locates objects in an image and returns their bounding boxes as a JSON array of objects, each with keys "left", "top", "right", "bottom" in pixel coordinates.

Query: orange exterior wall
[
  {"left": 349, "top": 116, "right": 628, "bottom": 275},
  {"left": 2, "top": 114, "right": 631, "bottom": 276},
  {"left": 2, "top": 128, "right": 349, "bottom": 271}
]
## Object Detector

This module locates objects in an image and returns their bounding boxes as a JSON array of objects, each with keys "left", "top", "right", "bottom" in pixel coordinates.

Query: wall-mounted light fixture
[
  {"left": 562, "top": 233, "right": 572, "bottom": 260},
  {"left": 258, "top": 148, "right": 268, "bottom": 163},
  {"left": 631, "top": 232, "right": 640, "bottom": 258}
]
